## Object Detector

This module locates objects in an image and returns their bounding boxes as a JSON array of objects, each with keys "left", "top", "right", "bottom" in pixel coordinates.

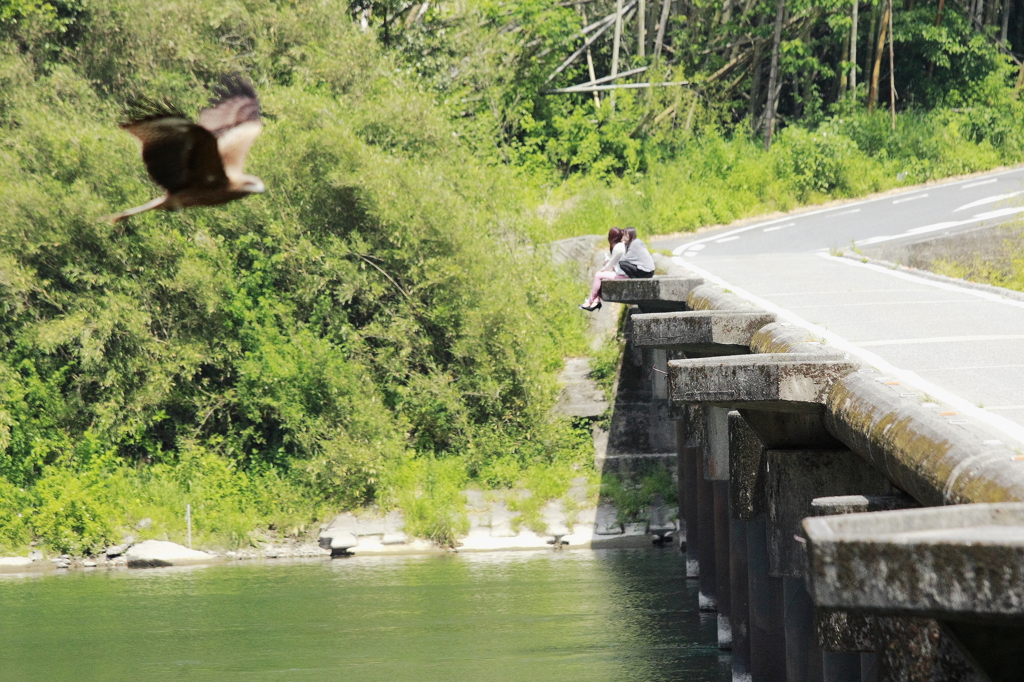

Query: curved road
[{"left": 652, "top": 165, "right": 1024, "bottom": 444}]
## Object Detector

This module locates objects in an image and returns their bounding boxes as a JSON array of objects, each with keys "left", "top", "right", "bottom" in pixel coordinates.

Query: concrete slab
[
  {"left": 669, "top": 354, "right": 860, "bottom": 411},
  {"left": 631, "top": 310, "right": 776, "bottom": 354},
  {"left": 802, "top": 502, "right": 1024, "bottom": 620},
  {"left": 600, "top": 275, "right": 704, "bottom": 311}
]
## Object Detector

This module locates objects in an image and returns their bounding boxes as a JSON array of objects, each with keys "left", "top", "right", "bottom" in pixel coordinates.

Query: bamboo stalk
[
  {"left": 888, "top": 0, "right": 896, "bottom": 129},
  {"left": 764, "top": 0, "right": 784, "bottom": 149},
  {"left": 579, "top": 5, "right": 602, "bottom": 107},
  {"left": 545, "top": 80, "right": 690, "bottom": 93},
  {"left": 546, "top": 3, "right": 637, "bottom": 83},
  {"left": 867, "top": 0, "right": 889, "bottom": 113},
  {"left": 611, "top": 0, "right": 624, "bottom": 109},
  {"left": 574, "top": 66, "right": 650, "bottom": 87},
  {"left": 654, "top": 0, "right": 672, "bottom": 58},
  {"left": 639, "top": 0, "right": 646, "bottom": 58}
]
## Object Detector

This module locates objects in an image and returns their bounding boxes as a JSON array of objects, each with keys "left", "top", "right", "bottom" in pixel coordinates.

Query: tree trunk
[
  {"left": 888, "top": 0, "right": 896, "bottom": 128},
  {"left": 849, "top": 0, "right": 859, "bottom": 100},
  {"left": 839, "top": 29, "right": 851, "bottom": 98},
  {"left": 866, "top": 1, "right": 879, "bottom": 80},
  {"left": 867, "top": 0, "right": 888, "bottom": 113},
  {"left": 611, "top": 0, "right": 624, "bottom": 110},
  {"left": 1002, "top": 0, "right": 1012, "bottom": 43},
  {"left": 749, "top": 13, "right": 765, "bottom": 128},
  {"left": 764, "top": 0, "right": 785, "bottom": 149}
]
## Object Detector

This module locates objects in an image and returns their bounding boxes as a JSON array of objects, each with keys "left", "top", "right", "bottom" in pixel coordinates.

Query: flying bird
[{"left": 103, "top": 76, "right": 265, "bottom": 223}]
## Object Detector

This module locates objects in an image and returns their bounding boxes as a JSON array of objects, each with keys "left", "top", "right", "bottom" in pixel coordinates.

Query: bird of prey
[{"left": 103, "top": 76, "right": 265, "bottom": 223}]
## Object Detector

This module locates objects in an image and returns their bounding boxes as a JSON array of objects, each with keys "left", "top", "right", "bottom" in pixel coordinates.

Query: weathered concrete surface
[
  {"left": 729, "top": 412, "right": 767, "bottom": 520},
  {"left": 669, "top": 354, "right": 859, "bottom": 412},
  {"left": 705, "top": 407, "right": 731, "bottom": 481},
  {"left": 826, "top": 373, "right": 1024, "bottom": 506},
  {"left": 552, "top": 357, "right": 607, "bottom": 418},
  {"left": 810, "top": 494, "right": 919, "bottom": 516},
  {"left": 606, "top": 308, "right": 678, "bottom": 457},
  {"left": 687, "top": 285, "right": 763, "bottom": 313},
  {"left": 631, "top": 310, "right": 776, "bottom": 355},
  {"left": 680, "top": 408, "right": 702, "bottom": 577},
  {"left": 125, "top": 540, "right": 217, "bottom": 568},
  {"left": 749, "top": 322, "right": 842, "bottom": 357},
  {"left": 814, "top": 608, "right": 876, "bottom": 653},
  {"left": 873, "top": 617, "right": 983, "bottom": 682},
  {"left": 802, "top": 502, "right": 1024, "bottom": 619},
  {"left": 601, "top": 276, "right": 704, "bottom": 311},
  {"left": 766, "top": 450, "right": 894, "bottom": 578}
]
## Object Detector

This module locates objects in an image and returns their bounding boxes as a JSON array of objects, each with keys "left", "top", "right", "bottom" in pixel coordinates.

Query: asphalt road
[
  {"left": 651, "top": 165, "right": 1024, "bottom": 444},
  {"left": 655, "top": 165, "right": 1024, "bottom": 258}
]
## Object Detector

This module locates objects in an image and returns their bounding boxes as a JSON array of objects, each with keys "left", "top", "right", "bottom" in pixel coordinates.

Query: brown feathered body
[{"left": 104, "top": 77, "right": 265, "bottom": 223}]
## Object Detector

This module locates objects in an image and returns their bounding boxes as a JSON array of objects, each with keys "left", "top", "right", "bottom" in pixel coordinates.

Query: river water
[{"left": 0, "top": 548, "right": 729, "bottom": 681}]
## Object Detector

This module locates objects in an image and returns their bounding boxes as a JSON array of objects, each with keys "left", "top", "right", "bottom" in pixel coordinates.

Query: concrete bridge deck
[
  {"left": 655, "top": 165, "right": 1024, "bottom": 445},
  {"left": 675, "top": 253, "right": 1024, "bottom": 443}
]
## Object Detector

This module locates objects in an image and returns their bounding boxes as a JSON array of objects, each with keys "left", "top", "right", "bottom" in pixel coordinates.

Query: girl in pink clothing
[{"left": 580, "top": 228, "right": 627, "bottom": 311}]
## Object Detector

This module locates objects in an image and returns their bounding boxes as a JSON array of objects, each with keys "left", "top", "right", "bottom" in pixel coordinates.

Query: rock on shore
[{"left": 125, "top": 540, "right": 217, "bottom": 568}]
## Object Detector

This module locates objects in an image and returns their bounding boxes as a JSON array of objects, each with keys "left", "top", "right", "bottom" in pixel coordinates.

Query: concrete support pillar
[
  {"left": 706, "top": 406, "right": 732, "bottom": 647},
  {"left": 652, "top": 348, "right": 668, "bottom": 399},
  {"left": 697, "top": 464, "right": 717, "bottom": 611},
  {"left": 713, "top": 480, "right": 732, "bottom": 648},
  {"left": 873, "top": 618, "right": 983, "bottom": 682},
  {"left": 822, "top": 653, "right": 860, "bottom": 682},
  {"left": 784, "top": 577, "right": 824, "bottom": 682},
  {"left": 730, "top": 517, "right": 751, "bottom": 681},
  {"left": 859, "top": 654, "right": 877, "bottom": 682},
  {"left": 675, "top": 418, "right": 687, "bottom": 554},
  {"left": 747, "top": 516, "right": 787, "bottom": 681},
  {"left": 681, "top": 407, "right": 701, "bottom": 578}
]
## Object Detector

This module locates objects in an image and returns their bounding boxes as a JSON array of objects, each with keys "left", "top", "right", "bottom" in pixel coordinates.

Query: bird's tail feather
[{"left": 99, "top": 196, "right": 167, "bottom": 224}]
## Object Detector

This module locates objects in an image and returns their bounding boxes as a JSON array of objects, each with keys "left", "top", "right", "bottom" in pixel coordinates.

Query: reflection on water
[{"left": 0, "top": 548, "right": 729, "bottom": 681}]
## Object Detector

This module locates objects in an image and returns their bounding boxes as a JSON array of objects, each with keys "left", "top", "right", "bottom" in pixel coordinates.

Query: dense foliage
[
  {"left": 0, "top": 0, "right": 591, "bottom": 553},
  {"left": 3, "top": 0, "right": 1024, "bottom": 553}
]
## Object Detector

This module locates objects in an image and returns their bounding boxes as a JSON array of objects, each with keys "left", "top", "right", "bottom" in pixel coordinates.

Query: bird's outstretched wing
[
  {"left": 122, "top": 111, "right": 228, "bottom": 193},
  {"left": 197, "top": 75, "right": 262, "bottom": 179}
]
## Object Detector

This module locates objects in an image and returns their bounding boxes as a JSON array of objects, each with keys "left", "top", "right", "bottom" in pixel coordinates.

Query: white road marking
[
  {"left": 674, "top": 254, "right": 1024, "bottom": 446},
  {"left": 962, "top": 178, "right": 999, "bottom": 189},
  {"left": 763, "top": 222, "right": 795, "bottom": 232},
  {"left": 857, "top": 335, "right": 1024, "bottom": 347},
  {"left": 689, "top": 244, "right": 706, "bottom": 251},
  {"left": 954, "top": 191, "right": 1024, "bottom": 212},
  {"left": 973, "top": 206, "right": 1024, "bottom": 220},
  {"left": 669, "top": 165, "right": 1024, "bottom": 256},
  {"left": 853, "top": 208, "right": 1022, "bottom": 247},
  {"left": 835, "top": 209, "right": 862, "bottom": 215},
  {"left": 893, "top": 193, "right": 929, "bottom": 204},
  {"left": 684, "top": 251, "right": 699, "bottom": 257},
  {"left": 855, "top": 235, "right": 896, "bottom": 245},
  {"left": 716, "top": 236, "right": 740, "bottom": 243}
]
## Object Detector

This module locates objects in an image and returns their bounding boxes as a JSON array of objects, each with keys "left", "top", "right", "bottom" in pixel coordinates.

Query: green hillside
[{"left": 2, "top": 0, "right": 1023, "bottom": 553}]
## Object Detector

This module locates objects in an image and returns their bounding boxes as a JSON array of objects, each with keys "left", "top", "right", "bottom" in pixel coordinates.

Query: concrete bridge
[{"left": 601, "top": 265, "right": 1024, "bottom": 682}]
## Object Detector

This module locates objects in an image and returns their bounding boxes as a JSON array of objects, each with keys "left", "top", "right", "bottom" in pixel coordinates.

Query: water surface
[{"left": 0, "top": 548, "right": 729, "bottom": 681}]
